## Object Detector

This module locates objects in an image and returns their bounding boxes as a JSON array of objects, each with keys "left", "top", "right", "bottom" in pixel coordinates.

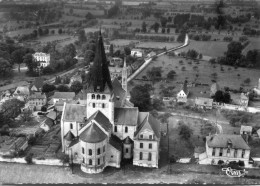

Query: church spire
[{"left": 88, "top": 30, "right": 113, "bottom": 92}]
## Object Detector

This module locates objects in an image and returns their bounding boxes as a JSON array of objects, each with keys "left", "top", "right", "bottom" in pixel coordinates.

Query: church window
[
  {"left": 140, "top": 143, "right": 143, "bottom": 148},
  {"left": 140, "top": 152, "right": 143, "bottom": 160},
  {"left": 82, "top": 147, "right": 85, "bottom": 154},
  {"left": 98, "top": 158, "right": 100, "bottom": 165},
  {"left": 93, "top": 103, "right": 95, "bottom": 108},
  {"left": 89, "top": 159, "right": 92, "bottom": 165},
  {"left": 70, "top": 123, "right": 73, "bottom": 129},
  {"left": 149, "top": 143, "right": 152, "bottom": 149},
  {"left": 92, "top": 94, "right": 95, "bottom": 99},
  {"left": 97, "top": 94, "right": 100, "bottom": 100},
  {"left": 114, "top": 126, "right": 117, "bottom": 132},
  {"left": 102, "top": 103, "right": 105, "bottom": 108},
  {"left": 89, "top": 149, "right": 92, "bottom": 156},
  {"left": 148, "top": 153, "right": 152, "bottom": 161},
  {"left": 97, "top": 148, "right": 101, "bottom": 155},
  {"left": 125, "top": 126, "right": 128, "bottom": 133},
  {"left": 126, "top": 148, "right": 128, "bottom": 153},
  {"left": 102, "top": 95, "right": 106, "bottom": 100}
]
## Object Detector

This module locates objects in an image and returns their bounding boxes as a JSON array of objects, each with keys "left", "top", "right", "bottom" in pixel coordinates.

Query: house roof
[
  {"left": 64, "top": 131, "right": 75, "bottom": 141},
  {"left": 79, "top": 123, "right": 107, "bottom": 143},
  {"left": 63, "top": 104, "right": 86, "bottom": 122},
  {"left": 206, "top": 134, "right": 250, "bottom": 150},
  {"left": 181, "top": 81, "right": 189, "bottom": 95},
  {"left": 135, "top": 112, "right": 161, "bottom": 139},
  {"left": 31, "top": 77, "right": 45, "bottom": 90},
  {"left": 68, "top": 138, "right": 79, "bottom": 148},
  {"left": 195, "top": 97, "right": 213, "bottom": 107},
  {"left": 123, "top": 136, "right": 133, "bottom": 144},
  {"left": 109, "top": 134, "right": 122, "bottom": 151},
  {"left": 53, "top": 92, "right": 75, "bottom": 99},
  {"left": 41, "top": 118, "right": 54, "bottom": 128},
  {"left": 114, "top": 107, "right": 139, "bottom": 126},
  {"left": 83, "top": 110, "right": 112, "bottom": 133},
  {"left": 13, "top": 86, "right": 30, "bottom": 96},
  {"left": 29, "top": 92, "right": 46, "bottom": 100},
  {"left": 46, "top": 110, "right": 59, "bottom": 120},
  {"left": 240, "top": 125, "right": 252, "bottom": 133},
  {"left": 241, "top": 93, "right": 249, "bottom": 100},
  {"left": 0, "top": 81, "right": 29, "bottom": 92}
]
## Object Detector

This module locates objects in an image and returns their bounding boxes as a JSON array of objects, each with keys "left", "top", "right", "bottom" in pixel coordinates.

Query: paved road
[{"left": 127, "top": 34, "right": 189, "bottom": 82}]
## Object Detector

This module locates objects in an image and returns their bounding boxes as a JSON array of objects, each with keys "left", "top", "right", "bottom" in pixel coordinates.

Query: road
[{"left": 127, "top": 34, "right": 189, "bottom": 82}]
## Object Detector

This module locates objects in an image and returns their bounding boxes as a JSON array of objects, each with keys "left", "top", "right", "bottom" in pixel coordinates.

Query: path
[{"left": 127, "top": 34, "right": 189, "bottom": 82}]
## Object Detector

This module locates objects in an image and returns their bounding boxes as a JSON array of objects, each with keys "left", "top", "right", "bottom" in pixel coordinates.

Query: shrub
[
  {"left": 59, "top": 154, "right": 70, "bottom": 165},
  {"left": 25, "top": 153, "right": 33, "bottom": 164}
]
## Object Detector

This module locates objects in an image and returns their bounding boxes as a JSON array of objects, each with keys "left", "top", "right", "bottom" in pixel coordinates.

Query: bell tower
[{"left": 122, "top": 57, "right": 127, "bottom": 93}]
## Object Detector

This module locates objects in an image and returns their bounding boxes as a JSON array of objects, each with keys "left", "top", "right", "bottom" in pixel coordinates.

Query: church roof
[
  {"left": 123, "top": 136, "right": 133, "bottom": 144},
  {"left": 109, "top": 134, "right": 122, "bottom": 151},
  {"left": 63, "top": 104, "right": 86, "bottom": 122},
  {"left": 79, "top": 123, "right": 107, "bottom": 143},
  {"left": 114, "top": 107, "right": 139, "bottom": 126},
  {"left": 64, "top": 131, "right": 75, "bottom": 141},
  {"left": 83, "top": 110, "right": 112, "bottom": 132},
  {"left": 112, "top": 78, "right": 126, "bottom": 107},
  {"left": 86, "top": 30, "right": 113, "bottom": 93},
  {"left": 135, "top": 112, "right": 161, "bottom": 139}
]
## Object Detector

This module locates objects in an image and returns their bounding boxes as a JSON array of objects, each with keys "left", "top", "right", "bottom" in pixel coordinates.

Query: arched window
[
  {"left": 97, "top": 148, "right": 100, "bottom": 155},
  {"left": 92, "top": 94, "right": 95, "bottom": 99},
  {"left": 89, "top": 149, "right": 92, "bottom": 155},
  {"left": 89, "top": 159, "right": 92, "bottom": 165},
  {"left": 70, "top": 123, "right": 73, "bottom": 129},
  {"left": 125, "top": 126, "right": 128, "bottom": 133},
  {"left": 102, "top": 103, "right": 105, "bottom": 108},
  {"left": 93, "top": 103, "right": 95, "bottom": 108},
  {"left": 102, "top": 95, "right": 106, "bottom": 100},
  {"left": 97, "top": 94, "right": 100, "bottom": 100},
  {"left": 148, "top": 153, "right": 152, "bottom": 161},
  {"left": 140, "top": 152, "right": 143, "bottom": 160}
]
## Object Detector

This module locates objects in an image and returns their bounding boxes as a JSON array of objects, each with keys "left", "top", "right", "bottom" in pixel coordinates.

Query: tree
[
  {"left": 178, "top": 124, "right": 193, "bottom": 140},
  {"left": 142, "top": 21, "right": 147, "bottom": 33},
  {"left": 58, "top": 28, "right": 62, "bottom": 34},
  {"left": 54, "top": 76, "right": 62, "bottom": 84},
  {"left": 0, "top": 58, "right": 12, "bottom": 76},
  {"left": 107, "top": 5, "right": 119, "bottom": 18},
  {"left": 62, "top": 44, "right": 76, "bottom": 59},
  {"left": 1, "top": 98, "right": 25, "bottom": 120},
  {"left": 167, "top": 70, "right": 176, "bottom": 80},
  {"left": 25, "top": 153, "right": 33, "bottom": 164},
  {"left": 56, "top": 84, "right": 70, "bottom": 92},
  {"left": 42, "top": 83, "right": 56, "bottom": 93},
  {"left": 38, "top": 27, "right": 43, "bottom": 36},
  {"left": 177, "top": 33, "right": 186, "bottom": 43},
  {"left": 225, "top": 41, "right": 243, "bottom": 66},
  {"left": 23, "top": 53, "right": 37, "bottom": 73},
  {"left": 244, "top": 78, "right": 251, "bottom": 85},
  {"left": 70, "top": 81, "right": 83, "bottom": 94},
  {"left": 158, "top": 112, "right": 172, "bottom": 124},
  {"left": 11, "top": 49, "right": 26, "bottom": 72},
  {"left": 109, "top": 44, "right": 114, "bottom": 56},
  {"left": 44, "top": 28, "right": 49, "bottom": 35},
  {"left": 152, "top": 98, "right": 165, "bottom": 111},
  {"left": 78, "top": 29, "right": 87, "bottom": 43},
  {"left": 160, "top": 17, "right": 167, "bottom": 28},
  {"left": 223, "top": 91, "right": 231, "bottom": 103},
  {"left": 147, "top": 67, "right": 162, "bottom": 84},
  {"left": 20, "top": 109, "right": 32, "bottom": 122},
  {"left": 85, "top": 12, "right": 94, "bottom": 20},
  {"left": 124, "top": 47, "right": 131, "bottom": 56},
  {"left": 152, "top": 22, "right": 160, "bottom": 33},
  {"left": 130, "top": 85, "right": 152, "bottom": 111},
  {"left": 84, "top": 50, "right": 95, "bottom": 66},
  {"left": 186, "top": 49, "right": 199, "bottom": 59}
]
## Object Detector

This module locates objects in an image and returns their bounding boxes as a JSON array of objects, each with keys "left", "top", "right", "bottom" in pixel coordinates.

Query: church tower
[
  {"left": 86, "top": 30, "right": 114, "bottom": 125},
  {"left": 122, "top": 57, "right": 127, "bottom": 93}
]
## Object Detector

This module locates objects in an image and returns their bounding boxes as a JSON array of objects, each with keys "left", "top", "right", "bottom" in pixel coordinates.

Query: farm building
[
  {"left": 131, "top": 49, "right": 144, "bottom": 58},
  {"left": 195, "top": 97, "right": 213, "bottom": 110}
]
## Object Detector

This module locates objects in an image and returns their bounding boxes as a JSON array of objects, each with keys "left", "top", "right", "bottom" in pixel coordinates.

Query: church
[{"left": 60, "top": 31, "right": 161, "bottom": 174}]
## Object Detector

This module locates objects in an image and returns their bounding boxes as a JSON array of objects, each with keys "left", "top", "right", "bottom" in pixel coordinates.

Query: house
[
  {"left": 69, "top": 74, "right": 82, "bottom": 87},
  {"left": 0, "top": 136, "right": 28, "bottom": 156},
  {"left": 0, "top": 81, "right": 29, "bottom": 95},
  {"left": 240, "top": 125, "right": 252, "bottom": 135},
  {"left": 109, "top": 57, "right": 123, "bottom": 67},
  {"left": 40, "top": 118, "right": 54, "bottom": 132},
  {"left": 133, "top": 112, "right": 161, "bottom": 168},
  {"left": 32, "top": 52, "right": 50, "bottom": 67},
  {"left": 46, "top": 110, "right": 60, "bottom": 124},
  {"left": 240, "top": 93, "right": 249, "bottom": 107},
  {"left": 146, "top": 51, "right": 156, "bottom": 59},
  {"left": 177, "top": 81, "right": 189, "bottom": 103},
  {"left": 60, "top": 31, "right": 160, "bottom": 174},
  {"left": 109, "top": 66, "right": 123, "bottom": 81},
  {"left": 199, "top": 134, "right": 251, "bottom": 167},
  {"left": 131, "top": 49, "right": 143, "bottom": 58},
  {"left": 195, "top": 97, "right": 213, "bottom": 110},
  {"left": 210, "top": 83, "right": 220, "bottom": 97},
  {"left": 194, "top": 146, "right": 206, "bottom": 159},
  {"left": 27, "top": 92, "right": 47, "bottom": 111},
  {"left": 30, "top": 77, "right": 45, "bottom": 92},
  {"left": 52, "top": 92, "right": 75, "bottom": 104}
]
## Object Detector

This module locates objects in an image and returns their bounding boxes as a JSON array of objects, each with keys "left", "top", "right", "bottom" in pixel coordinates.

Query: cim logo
[{"left": 222, "top": 167, "right": 248, "bottom": 177}]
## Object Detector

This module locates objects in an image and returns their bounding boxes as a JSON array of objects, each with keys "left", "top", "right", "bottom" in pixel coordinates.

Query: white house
[
  {"left": 33, "top": 52, "right": 51, "bottom": 67},
  {"left": 177, "top": 81, "right": 189, "bottom": 103},
  {"left": 131, "top": 49, "right": 143, "bottom": 58}
]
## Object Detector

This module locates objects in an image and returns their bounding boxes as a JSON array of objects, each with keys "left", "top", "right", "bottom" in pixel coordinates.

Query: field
[
  {"left": 176, "top": 40, "right": 228, "bottom": 58},
  {"left": 136, "top": 41, "right": 181, "bottom": 50},
  {"left": 131, "top": 55, "right": 260, "bottom": 98}
]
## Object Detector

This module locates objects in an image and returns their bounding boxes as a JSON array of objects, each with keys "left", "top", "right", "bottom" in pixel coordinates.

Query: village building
[
  {"left": 60, "top": 31, "right": 161, "bottom": 174},
  {"left": 195, "top": 97, "right": 213, "bottom": 110},
  {"left": 240, "top": 93, "right": 249, "bottom": 107},
  {"left": 131, "top": 49, "right": 144, "bottom": 58},
  {"left": 210, "top": 82, "right": 220, "bottom": 97},
  {"left": 30, "top": 77, "right": 45, "bottom": 92},
  {"left": 13, "top": 86, "right": 31, "bottom": 101},
  {"left": 69, "top": 74, "right": 82, "bottom": 87},
  {"left": 40, "top": 118, "right": 54, "bottom": 132},
  {"left": 240, "top": 125, "right": 252, "bottom": 135},
  {"left": 199, "top": 134, "right": 251, "bottom": 167},
  {"left": 51, "top": 92, "right": 76, "bottom": 104},
  {"left": 32, "top": 52, "right": 51, "bottom": 67},
  {"left": 109, "top": 57, "right": 123, "bottom": 67},
  {"left": 177, "top": 81, "right": 189, "bottom": 103},
  {"left": 27, "top": 92, "right": 47, "bottom": 111},
  {"left": 146, "top": 51, "right": 156, "bottom": 59}
]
